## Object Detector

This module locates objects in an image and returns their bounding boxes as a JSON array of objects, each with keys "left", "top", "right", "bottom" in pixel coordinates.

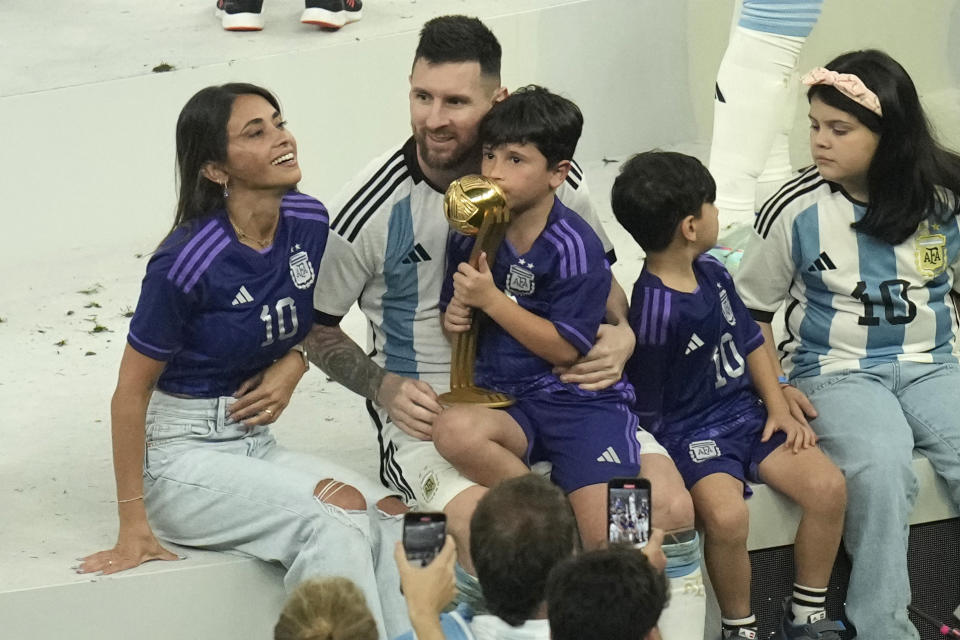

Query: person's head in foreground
[
  {"left": 274, "top": 576, "right": 378, "bottom": 640},
  {"left": 470, "top": 474, "right": 580, "bottom": 625},
  {"left": 546, "top": 545, "right": 669, "bottom": 640}
]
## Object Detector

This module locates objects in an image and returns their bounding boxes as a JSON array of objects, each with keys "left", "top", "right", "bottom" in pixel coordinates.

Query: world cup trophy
[{"left": 440, "top": 175, "right": 514, "bottom": 407}]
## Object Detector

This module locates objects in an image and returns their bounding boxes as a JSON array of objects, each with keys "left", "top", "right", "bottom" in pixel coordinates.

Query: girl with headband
[
  {"left": 737, "top": 50, "right": 960, "bottom": 640},
  {"left": 76, "top": 83, "right": 408, "bottom": 639}
]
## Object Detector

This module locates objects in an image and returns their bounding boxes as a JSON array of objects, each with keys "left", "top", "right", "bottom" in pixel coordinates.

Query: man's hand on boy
[
  {"left": 453, "top": 252, "right": 501, "bottom": 311},
  {"left": 443, "top": 297, "right": 473, "bottom": 334},
  {"left": 555, "top": 322, "right": 635, "bottom": 390},
  {"left": 762, "top": 409, "right": 818, "bottom": 453}
]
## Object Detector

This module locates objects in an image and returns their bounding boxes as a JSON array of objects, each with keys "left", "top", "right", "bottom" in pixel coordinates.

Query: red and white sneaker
[{"left": 215, "top": 0, "right": 264, "bottom": 31}]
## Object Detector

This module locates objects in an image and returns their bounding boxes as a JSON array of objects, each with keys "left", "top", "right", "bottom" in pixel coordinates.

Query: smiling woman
[{"left": 76, "top": 83, "right": 409, "bottom": 639}]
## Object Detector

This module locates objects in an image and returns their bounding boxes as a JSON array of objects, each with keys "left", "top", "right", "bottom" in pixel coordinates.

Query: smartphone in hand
[
  {"left": 607, "top": 477, "right": 652, "bottom": 548},
  {"left": 403, "top": 512, "right": 447, "bottom": 567}
]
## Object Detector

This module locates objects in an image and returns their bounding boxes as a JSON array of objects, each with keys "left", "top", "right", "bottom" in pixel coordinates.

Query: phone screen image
[
  {"left": 403, "top": 513, "right": 446, "bottom": 567},
  {"left": 607, "top": 480, "right": 651, "bottom": 547}
]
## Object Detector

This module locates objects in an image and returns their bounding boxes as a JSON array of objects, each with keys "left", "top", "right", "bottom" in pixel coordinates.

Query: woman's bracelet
[
  {"left": 777, "top": 375, "right": 792, "bottom": 387},
  {"left": 117, "top": 495, "right": 144, "bottom": 504}
]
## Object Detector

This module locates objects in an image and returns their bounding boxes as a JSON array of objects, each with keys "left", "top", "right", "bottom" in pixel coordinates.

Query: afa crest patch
[
  {"left": 718, "top": 286, "right": 736, "bottom": 326},
  {"left": 916, "top": 231, "right": 947, "bottom": 278},
  {"left": 289, "top": 250, "right": 315, "bottom": 290},
  {"left": 506, "top": 263, "right": 535, "bottom": 296},
  {"left": 420, "top": 470, "right": 439, "bottom": 504},
  {"left": 688, "top": 439, "right": 721, "bottom": 463}
]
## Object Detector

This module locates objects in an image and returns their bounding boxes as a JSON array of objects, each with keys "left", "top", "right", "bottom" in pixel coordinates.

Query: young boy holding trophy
[{"left": 434, "top": 86, "right": 692, "bottom": 550}]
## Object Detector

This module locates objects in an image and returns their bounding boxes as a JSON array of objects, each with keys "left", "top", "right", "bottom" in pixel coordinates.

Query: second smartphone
[
  {"left": 402, "top": 512, "right": 447, "bottom": 567},
  {"left": 607, "top": 477, "right": 652, "bottom": 547}
]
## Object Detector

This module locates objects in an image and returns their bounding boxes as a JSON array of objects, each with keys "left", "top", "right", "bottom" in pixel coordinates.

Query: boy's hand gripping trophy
[{"left": 441, "top": 175, "right": 515, "bottom": 408}]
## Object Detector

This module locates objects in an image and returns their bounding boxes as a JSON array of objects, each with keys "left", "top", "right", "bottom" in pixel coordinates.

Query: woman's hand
[
  {"left": 229, "top": 349, "right": 306, "bottom": 425},
  {"left": 77, "top": 521, "right": 181, "bottom": 575}
]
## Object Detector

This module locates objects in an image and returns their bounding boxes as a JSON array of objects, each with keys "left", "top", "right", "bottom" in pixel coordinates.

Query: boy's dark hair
[
  {"left": 470, "top": 474, "right": 579, "bottom": 626},
  {"left": 414, "top": 15, "right": 502, "bottom": 78},
  {"left": 478, "top": 85, "right": 583, "bottom": 168},
  {"left": 611, "top": 151, "right": 716, "bottom": 253},
  {"left": 546, "top": 546, "right": 669, "bottom": 640}
]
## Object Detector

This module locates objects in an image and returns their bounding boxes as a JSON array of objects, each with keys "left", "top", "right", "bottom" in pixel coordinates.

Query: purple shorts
[
  {"left": 664, "top": 400, "right": 786, "bottom": 497},
  {"left": 505, "top": 388, "right": 643, "bottom": 493}
]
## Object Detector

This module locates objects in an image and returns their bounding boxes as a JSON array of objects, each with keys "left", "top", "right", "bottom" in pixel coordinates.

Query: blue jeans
[
  {"left": 142, "top": 392, "right": 408, "bottom": 639},
  {"left": 794, "top": 362, "right": 960, "bottom": 640}
]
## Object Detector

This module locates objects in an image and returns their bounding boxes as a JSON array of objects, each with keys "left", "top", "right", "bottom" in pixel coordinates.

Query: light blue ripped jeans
[
  {"left": 794, "top": 361, "right": 960, "bottom": 640},
  {"left": 142, "top": 391, "right": 408, "bottom": 639}
]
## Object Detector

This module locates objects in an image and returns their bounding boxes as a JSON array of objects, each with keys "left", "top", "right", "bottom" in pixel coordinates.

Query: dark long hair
[
  {"left": 172, "top": 83, "right": 281, "bottom": 230},
  {"left": 808, "top": 50, "right": 960, "bottom": 245}
]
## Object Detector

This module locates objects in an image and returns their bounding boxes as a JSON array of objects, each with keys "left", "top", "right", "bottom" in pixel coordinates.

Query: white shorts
[{"left": 366, "top": 372, "right": 478, "bottom": 512}]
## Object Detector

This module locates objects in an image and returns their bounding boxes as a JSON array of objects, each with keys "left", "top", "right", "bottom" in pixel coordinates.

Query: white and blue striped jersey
[
  {"left": 313, "top": 137, "right": 613, "bottom": 379},
  {"left": 736, "top": 166, "right": 960, "bottom": 379}
]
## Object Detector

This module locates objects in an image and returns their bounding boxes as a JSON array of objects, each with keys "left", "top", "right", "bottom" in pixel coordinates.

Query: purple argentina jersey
[
  {"left": 440, "top": 197, "right": 612, "bottom": 396},
  {"left": 127, "top": 191, "right": 328, "bottom": 397},
  {"left": 626, "top": 255, "right": 764, "bottom": 443}
]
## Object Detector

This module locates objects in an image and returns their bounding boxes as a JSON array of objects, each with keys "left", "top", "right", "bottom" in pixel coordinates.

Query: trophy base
[{"left": 439, "top": 386, "right": 515, "bottom": 408}]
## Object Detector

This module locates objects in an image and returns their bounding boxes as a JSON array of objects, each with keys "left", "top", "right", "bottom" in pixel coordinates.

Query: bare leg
[
  {"left": 567, "top": 483, "right": 608, "bottom": 550},
  {"left": 433, "top": 404, "right": 529, "bottom": 487},
  {"left": 758, "top": 445, "right": 846, "bottom": 586},
  {"left": 313, "top": 478, "right": 367, "bottom": 510},
  {"left": 640, "top": 453, "right": 695, "bottom": 532},
  {"left": 690, "top": 473, "right": 752, "bottom": 619},
  {"left": 442, "top": 484, "right": 487, "bottom": 574}
]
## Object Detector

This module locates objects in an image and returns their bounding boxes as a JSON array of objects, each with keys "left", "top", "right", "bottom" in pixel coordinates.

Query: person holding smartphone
[
  {"left": 76, "top": 83, "right": 408, "bottom": 639},
  {"left": 613, "top": 151, "right": 847, "bottom": 640},
  {"left": 393, "top": 475, "right": 666, "bottom": 640}
]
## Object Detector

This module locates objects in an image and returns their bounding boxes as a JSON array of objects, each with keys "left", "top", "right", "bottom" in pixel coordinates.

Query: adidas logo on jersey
[
  {"left": 807, "top": 251, "right": 837, "bottom": 272},
  {"left": 685, "top": 333, "right": 704, "bottom": 354},
  {"left": 401, "top": 243, "right": 432, "bottom": 264},
  {"left": 596, "top": 447, "right": 622, "bottom": 464},
  {"left": 231, "top": 285, "right": 254, "bottom": 306}
]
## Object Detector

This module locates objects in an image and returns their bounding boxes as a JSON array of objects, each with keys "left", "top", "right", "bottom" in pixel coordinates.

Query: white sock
[{"left": 791, "top": 583, "right": 827, "bottom": 623}]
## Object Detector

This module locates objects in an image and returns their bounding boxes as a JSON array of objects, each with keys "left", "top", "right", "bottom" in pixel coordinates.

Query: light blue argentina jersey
[
  {"left": 736, "top": 166, "right": 960, "bottom": 379},
  {"left": 313, "top": 138, "right": 612, "bottom": 380}
]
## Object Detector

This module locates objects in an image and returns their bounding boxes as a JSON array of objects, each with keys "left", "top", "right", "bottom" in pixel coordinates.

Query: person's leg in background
[{"left": 708, "top": 0, "right": 823, "bottom": 269}]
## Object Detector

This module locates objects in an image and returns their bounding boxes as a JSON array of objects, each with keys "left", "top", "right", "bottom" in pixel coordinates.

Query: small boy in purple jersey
[
  {"left": 435, "top": 86, "right": 694, "bottom": 551},
  {"left": 614, "top": 151, "right": 846, "bottom": 640}
]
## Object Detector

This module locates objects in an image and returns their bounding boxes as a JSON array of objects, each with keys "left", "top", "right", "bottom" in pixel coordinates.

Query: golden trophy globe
[{"left": 440, "top": 175, "right": 515, "bottom": 408}]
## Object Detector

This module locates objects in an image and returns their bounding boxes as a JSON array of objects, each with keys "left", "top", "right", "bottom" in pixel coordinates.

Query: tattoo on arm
[{"left": 305, "top": 325, "right": 386, "bottom": 402}]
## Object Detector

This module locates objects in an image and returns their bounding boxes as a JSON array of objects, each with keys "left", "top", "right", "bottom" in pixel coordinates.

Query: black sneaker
[
  {"left": 301, "top": 0, "right": 363, "bottom": 29},
  {"left": 216, "top": 0, "right": 264, "bottom": 31}
]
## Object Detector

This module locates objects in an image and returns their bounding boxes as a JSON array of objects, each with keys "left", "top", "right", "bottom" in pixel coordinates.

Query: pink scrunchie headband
[{"left": 802, "top": 67, "right": 883, "bottom": 117}]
